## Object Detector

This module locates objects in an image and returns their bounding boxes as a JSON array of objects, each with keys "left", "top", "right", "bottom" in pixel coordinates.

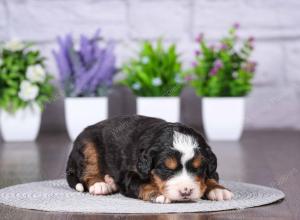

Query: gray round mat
[{"left": 0, "top": 179, "right": 284, "bottom": 214}]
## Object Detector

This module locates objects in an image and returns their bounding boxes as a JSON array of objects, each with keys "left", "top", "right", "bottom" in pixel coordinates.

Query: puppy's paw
[
  {"left": 104, "top": 174, "right": 118, "bottom": 192},
  {"left": 75, "top": 183, "right": 84, "bottom": 192},
  {"left": 153, "top": 195, "right": 171, "bottom": 204},
  {"left": 89, "top": 182, "right": 112, "bottom": 195},
  {"left": 207, "top": 188, "right": 234, "bottom": 201}
]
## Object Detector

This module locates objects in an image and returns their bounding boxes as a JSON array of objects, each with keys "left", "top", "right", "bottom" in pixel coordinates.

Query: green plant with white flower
[
  {"left": 120, "top": 40, "right": 184, "bottom": 97},
  {"left": 0, "top": 40, "right": 55, "bottom": 113}
]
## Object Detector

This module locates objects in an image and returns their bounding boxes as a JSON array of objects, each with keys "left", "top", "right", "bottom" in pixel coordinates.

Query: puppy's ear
[
  {"left": 137, "top": 147, "right": 156, "bottom": 180},
  {"left": 204, "top": 147, "right": 219, "bottom": 181}
]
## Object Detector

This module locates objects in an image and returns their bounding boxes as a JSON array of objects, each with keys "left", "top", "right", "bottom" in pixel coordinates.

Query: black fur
[{"left": 66, "top": 115, "right": 219, "bottom": 198}]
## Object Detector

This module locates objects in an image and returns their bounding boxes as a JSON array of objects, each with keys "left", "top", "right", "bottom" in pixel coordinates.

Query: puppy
[{"left": 66, "top": 115, "right": 233, "bottom": 203}]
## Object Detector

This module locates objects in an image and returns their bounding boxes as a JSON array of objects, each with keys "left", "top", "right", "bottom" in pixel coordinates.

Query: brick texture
[
  {"left": 0, "top": 1, "right": 8, "bottom": 40},
  {"left": 1, "top": 0, "right": 300, "bottom": 131}
]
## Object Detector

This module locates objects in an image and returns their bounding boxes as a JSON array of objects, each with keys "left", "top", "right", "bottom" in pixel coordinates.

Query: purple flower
[
  {"left": 191, "top": 61, "right": 198, "bottom": 67},
  {"left": 209, "top": 60, "right": 223, "bottom": 76},
  {"left": 214, "top": 59, "right": 223, "bottom": 69},
  {"left": 53, "top": 30, "right": 116, "bottom": 97},
  {"left": 210, "top": 67, "right": 218, "bottom": 76},
  {"left": 195, "top": 33, "right": 204, "bottom": 43},
  {"left": 195, "top": 50, "right": 201, "bottom": 56},
  {"left": 220, "top": 43, "right": 228, "bottom": 50},
  {"left": 184, "top": 74, "right": 194, "bottom": 82},
  {"left": 233, "top": 22, "right": 240, "bottom": 29},
  {"left": 248, "top": 36, "right": 255, "bottom": 43}
]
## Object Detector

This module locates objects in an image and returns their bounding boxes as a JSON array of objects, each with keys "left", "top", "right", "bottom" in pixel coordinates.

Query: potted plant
[
  {"left": 189, "top": 24, "right": 256, "bottom": 141},
  {"left": 53, "top": 30, "right": 116, "bottom": 141},
  {"left": 0, "top": 40, "right": 55, "bottom": 142},
  {"left": 120, "top": 40, "right": 184, "bottom": 122}
]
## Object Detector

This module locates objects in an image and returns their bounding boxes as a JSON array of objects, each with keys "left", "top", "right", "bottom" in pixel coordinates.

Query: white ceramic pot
[
  {"left": 202, "top": 97, "right": 245, "bottom": 141},
  {"left": 137, "top": 97, "right": 180, "bottom": 122},
  {"left": 0, "top": 104, "right": 41, "bottom": 142},
  {"left": 65, "top": 97, "right": 108, "bottom": 141}
]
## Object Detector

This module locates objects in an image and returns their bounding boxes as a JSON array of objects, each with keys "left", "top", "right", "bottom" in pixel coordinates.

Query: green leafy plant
[
  {"left": 0, "top": 40, "right": 55, "bottom": 113},
  {"left": 189, "top": 23, "right": 256, "bottom": 97},
  {"left": 120, "top": 40, "right": 184, "bottom": 97}
]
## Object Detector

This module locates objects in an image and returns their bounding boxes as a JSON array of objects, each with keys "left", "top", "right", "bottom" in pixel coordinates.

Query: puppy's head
[{"left": 138, "top": 127, "right": 217, "bottom": 202}]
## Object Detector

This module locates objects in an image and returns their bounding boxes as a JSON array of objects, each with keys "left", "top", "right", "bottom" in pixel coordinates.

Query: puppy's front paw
[
  {"left": 104, "top": 174, "right": 118, "bottom": 192},
  {"left": 153, "top": 195, "right": 171, "bottom": 204},
  {"left": 207, "top": 188, "right": 234, "bottom": 201},
  {"left": 89, "top": 182, "right": 112, "bottom": 195}
]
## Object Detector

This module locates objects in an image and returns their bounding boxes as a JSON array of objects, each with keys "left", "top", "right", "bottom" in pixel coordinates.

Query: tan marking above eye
[
  {"left": 192, "top": 155, "right": 202, "bottom": 168},
  {"left": 164, "top": 157, "right": 178, "bottom": 170}
]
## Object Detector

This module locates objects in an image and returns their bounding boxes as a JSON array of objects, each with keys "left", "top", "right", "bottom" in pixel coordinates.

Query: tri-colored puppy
[{"left": 66, "top": 115, "right": 233, "bottom": 203}]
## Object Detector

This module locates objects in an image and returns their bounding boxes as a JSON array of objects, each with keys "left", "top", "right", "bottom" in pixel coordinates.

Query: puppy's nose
[{"left": 179, "top": 187, "right": 193, "bottom": 198}]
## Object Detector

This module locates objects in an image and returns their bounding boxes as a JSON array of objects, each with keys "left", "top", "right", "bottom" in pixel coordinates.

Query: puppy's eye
[
  {"left": 192, "top": 156, "right": 202, "bottom": 169},
  {"left": 164, "top": 157, "right": 178, "bottom": 170}
]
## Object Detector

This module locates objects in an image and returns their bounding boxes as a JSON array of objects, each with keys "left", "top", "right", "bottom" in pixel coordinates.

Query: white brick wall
[
  {"left": 7, "top": 0, "right": 128, "bottom": 41},
  {"left": 128, "top": 0, "right": 190, "bottom": 40},
  {"left": 0, "top": 1, "right": 8, "bottom": 40},
  {"left": 1, "top": 0, "right": 300, "bottom": 131}
]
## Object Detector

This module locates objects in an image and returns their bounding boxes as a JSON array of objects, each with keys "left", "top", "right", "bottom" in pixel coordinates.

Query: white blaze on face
[{"left": 164, "top": 131, "right": 202, "bottom": 201}]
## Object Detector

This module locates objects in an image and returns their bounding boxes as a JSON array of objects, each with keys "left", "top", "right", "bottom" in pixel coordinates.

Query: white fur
[
  {"left": 164, "top": 131, "right": 203, "bottom": 201},
  {"left": 89, "top": 182, "right": 112, "bottom": 195},
  {"left": 173, "top": 131, "right": 198, "bottom": 164},
  {"left": 165, "top": 169, "right": 201, "bottom": 201},
  {"left": 154, "top": 195, "right": 171, "bottom": 204},
  {"left": 75, "top": 183, "right": 84, "bottom": 192},
  {"left": 207, "top": 189, "right": 234, "bottom": 201}
]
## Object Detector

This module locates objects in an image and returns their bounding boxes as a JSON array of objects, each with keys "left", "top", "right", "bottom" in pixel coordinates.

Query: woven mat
[{"left": 0, "top": 179, "right": 284, "bottom": 213}]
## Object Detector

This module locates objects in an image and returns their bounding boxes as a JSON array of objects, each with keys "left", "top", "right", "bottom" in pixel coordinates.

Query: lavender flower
[{"left": 53, "top": 30, "right": 116, "bottom": 97}]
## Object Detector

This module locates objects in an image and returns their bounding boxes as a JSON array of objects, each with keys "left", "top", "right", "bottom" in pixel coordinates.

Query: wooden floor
[{"left": 0, "top": 130, "right": 299, "bottom": 220}]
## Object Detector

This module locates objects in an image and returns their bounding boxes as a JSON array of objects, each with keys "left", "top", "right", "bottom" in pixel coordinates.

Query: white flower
[
  {"left": 175, "top": 74, "right": 183, "bottom": 84},
  {"left": 4, "top": 39, "right": 25, "bottom": 52},
  {"left": 141, "top": 56, "right": 150, "bottom": 64},
  {"left": 152, "top": 77, "right": 162, "bottom": 86},
  {"left": 132, "top": 82, "right": 141, "bottom": 90},
  {"left": 26, "top": 64, "right": 46, "bottom": 83},
  {"left": 232, "top": 71, "right": 239, "bottom": 78},
  {"left": 18, "top": 80, "right": 39, "bottom": 101}
]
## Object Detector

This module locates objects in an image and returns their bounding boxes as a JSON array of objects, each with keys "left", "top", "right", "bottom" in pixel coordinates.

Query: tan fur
[
  {"left": 152, "top": 173, "right": 167, "bottom": 194},
  {"left": 192, "top": 155, "right": 202, "bottom": 169},
  {"left": 138, "top": 171, "right": 168, "bottom": 201},
  {"left": 195, "top": 176, "right": 207, "bottom": 195},
  {"left": 82, "top": 142, "right": 103, "bottom": 187},
  {"left": 204, "top": 178, "right": 225, "bottom": 196},
  {"left": 164, "top": 157, "right": 178, "bottom": 170},
  {"left": 138, "top": 183, "right": 159, "bottom": 201}
]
